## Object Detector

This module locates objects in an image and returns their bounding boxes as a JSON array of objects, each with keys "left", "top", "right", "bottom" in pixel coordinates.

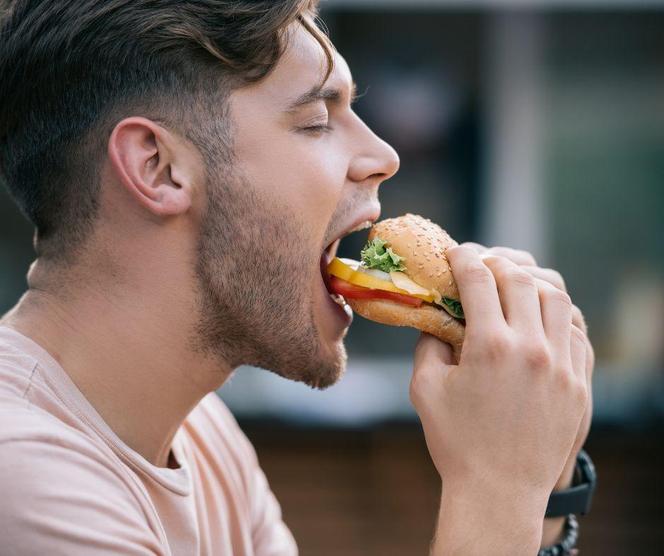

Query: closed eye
[{"left": 301, "top": 124, "right": 333, "bottom": 135}]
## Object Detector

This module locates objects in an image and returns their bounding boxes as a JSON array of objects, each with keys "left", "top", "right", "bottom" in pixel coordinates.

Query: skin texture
[
  {"left": 413, "top": 246, "right": 593, "bottom": 553},
  {"left": 0, "top": 18, "right": 594, "bottom": 553},
  {"left": 1, "top": 22, "right": 399, "bottom": 467},
  {"left": 191, "top": 26, "right": 398, "bottom": 388},
  {"left": 463, "top": 243, "right": 594, "bottom": 547}
]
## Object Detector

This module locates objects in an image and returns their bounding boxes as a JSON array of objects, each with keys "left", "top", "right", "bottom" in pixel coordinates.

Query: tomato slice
[{"left": 329, "top": 276, "right": 423, "bottom": 307}]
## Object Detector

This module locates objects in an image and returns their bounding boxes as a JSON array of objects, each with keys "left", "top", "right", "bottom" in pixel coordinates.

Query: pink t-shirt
[{"left": 0, "top": 326, "right": 297, "bottom": 555}]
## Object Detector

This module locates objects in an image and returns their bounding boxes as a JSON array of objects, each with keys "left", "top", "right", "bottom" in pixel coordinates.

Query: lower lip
[{"left": 325, "top": 286, "right": 353, "bottom": 327}]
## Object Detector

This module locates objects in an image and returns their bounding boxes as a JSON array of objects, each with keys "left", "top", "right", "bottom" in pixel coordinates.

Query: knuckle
[
  {"left": 484, "top": 332, "right": 512, "bottom": 359},
  {"left": 485, "top": 256, "right": 537, "bottom": 289},
  {"left": 508, "top": 268, "right": 537, "bottom": 288},
  {"left": 487, "top": 247, "right": 536, "bottom": 266},
  {"left": 461, "top": 241, "right": 487, "bottom": 254},
  {"left": 571, "top": 324, "right": 587, "bottom": 346},
  {"left": 464, "top": 262, "right": 493, "bottom": 284},
  {"left": 542, "top": 286, "right": 572, "bottom": 308},
  {"left": 518, "top": 249, "right": 538, "bottom": 266},
  {"left": 547, "top": 269, "right": 567, "bottom": 291},
  {"left": 523, "top": 343, "right": 552, "bottom": 371},
  {"left": 555, "top": 368, "right": 576, "bottom": 392},
  {"left": 537, "top": 268, "right": 567, "bottom": 291},
  {"left": 485, "top": 247, "right": 509, "bottom": 259}
]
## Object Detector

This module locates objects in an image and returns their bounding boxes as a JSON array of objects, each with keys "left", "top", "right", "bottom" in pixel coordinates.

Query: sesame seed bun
[
  {"left": 368, "top": 213, "right": 459, "bottom": 300},
  {"left": 352, "top": 214, "right": 465, "bottom": 356}
]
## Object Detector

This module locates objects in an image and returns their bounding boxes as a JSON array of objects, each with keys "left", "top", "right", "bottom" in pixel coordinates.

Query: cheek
[
  {"left": 241, "top": 136, "right": 348, "bottom": 223},
  {"left": 295, "top": 146, "right": 346, "bottom": 206}
]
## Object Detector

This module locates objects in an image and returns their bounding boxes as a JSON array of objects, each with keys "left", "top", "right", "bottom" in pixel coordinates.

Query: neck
[{"left": 2, "top": 258, "right": 232, "bottom": 468}]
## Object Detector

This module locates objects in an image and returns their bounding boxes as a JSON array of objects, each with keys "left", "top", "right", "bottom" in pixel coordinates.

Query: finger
[
  {"left": 525, "top": 273, "right": 587, "bottom": 336},
  {"left": 482, "top": 255, "right": 543, "bottom": 334},
  {"left": 481, "top": 246, "right": 537, "bottom": 267},
  {"left": 413, "top": 333, "right": 456, "bottom": 371},
  {"left": 572, "top": 305, "right": 588, "bottom": 336},
  {"left": 570, "top": 324, "right": 587, "bottom": 384},
  {"left": 446, "top": 246, "right": 507, "bottom": 335},
  {"left": 584, "top": 337, "right": 594, "bottom": 410},
  {"left": 539, "top": 280, "right": 573, "bottom": 366},
  {"left": 461, "top": 241, "right": 488, "bottom": 254},
  {"left": 522, "top": 266, "right": 567, "bottom": 292},
  {"left": 411, "top": 334, "right": 454, "bottom": 406}
]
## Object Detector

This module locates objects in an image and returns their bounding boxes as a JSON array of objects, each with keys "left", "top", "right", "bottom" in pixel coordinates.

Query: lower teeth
[{"left": 329, "top": 293, "right": 347, "bottom": 307}]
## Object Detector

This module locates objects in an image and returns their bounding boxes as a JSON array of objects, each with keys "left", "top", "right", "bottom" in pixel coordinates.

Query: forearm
[
  {"left": 540, "top": 455, "right": 577, "bottom": 547},
  {"left": 431, "top": 478, "right": 547, "bottom": 556}
]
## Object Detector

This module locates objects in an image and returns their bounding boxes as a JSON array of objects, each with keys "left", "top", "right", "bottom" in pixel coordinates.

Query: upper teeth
[{"left": 346, "top": 220, "right": 372, "bottom": 236}]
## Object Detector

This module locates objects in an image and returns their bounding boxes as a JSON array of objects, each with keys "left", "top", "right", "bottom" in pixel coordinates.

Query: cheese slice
[
  {"left": 389, "top": 271, "right": 432, "bottom": 297},
  {"left": 327, "top": 258, "right": 435, "bottom": 303}
]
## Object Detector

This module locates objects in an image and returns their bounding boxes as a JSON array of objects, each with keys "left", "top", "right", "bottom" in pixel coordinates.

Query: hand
[
  {"left": 411, "top": 245, "right": 589, "bottom": 508},
  {"left": 463, "top": 242, "right": 594, "bottom": 489}
]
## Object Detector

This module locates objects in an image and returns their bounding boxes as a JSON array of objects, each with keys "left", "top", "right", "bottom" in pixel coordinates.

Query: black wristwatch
[{"left": 545, "top": 449, "right": 597, "bottom": 518}]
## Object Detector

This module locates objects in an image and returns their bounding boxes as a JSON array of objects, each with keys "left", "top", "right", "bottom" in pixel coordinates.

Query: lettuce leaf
[
  {"left": 360, "top": 237, "right": 406, "bottom": 273},
  {"left": 441, "top": 297, "right": 465, "bottom": 320}
]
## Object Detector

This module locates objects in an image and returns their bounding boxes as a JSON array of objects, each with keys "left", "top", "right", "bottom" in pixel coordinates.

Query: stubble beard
[{"left": 190, "top": 169, "right": 346, "bottom": 390}]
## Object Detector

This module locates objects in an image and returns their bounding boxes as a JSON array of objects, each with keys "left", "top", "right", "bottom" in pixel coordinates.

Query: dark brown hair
[{"left": 0, "top": 0, "right": 333, "bottom": 262}]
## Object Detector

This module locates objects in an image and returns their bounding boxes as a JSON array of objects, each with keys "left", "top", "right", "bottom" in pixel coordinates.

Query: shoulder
[{"left": 0, "top": 411, "right": 162, "bottom": 554}]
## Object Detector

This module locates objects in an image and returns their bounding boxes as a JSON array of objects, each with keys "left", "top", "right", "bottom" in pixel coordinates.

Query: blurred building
[
  {"left": 1, "top": 1, "right": 663, "bottom": 554},
  {"left": 218, "top": 2, "right": 664, "bottom": 428}
]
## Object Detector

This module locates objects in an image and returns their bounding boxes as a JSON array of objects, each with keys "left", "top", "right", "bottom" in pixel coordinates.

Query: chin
[{"left": 313, "top": 338, "right": 348, "bottom": 390}]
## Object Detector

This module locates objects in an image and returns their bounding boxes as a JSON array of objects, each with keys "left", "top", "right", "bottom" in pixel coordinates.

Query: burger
[{"left": 326, "top": 213, "right": 465, "bottom": 357}]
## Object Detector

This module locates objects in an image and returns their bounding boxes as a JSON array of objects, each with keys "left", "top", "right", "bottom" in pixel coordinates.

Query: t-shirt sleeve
[{"left": 0, "top": 436, "right": 164, "bottom": 556}]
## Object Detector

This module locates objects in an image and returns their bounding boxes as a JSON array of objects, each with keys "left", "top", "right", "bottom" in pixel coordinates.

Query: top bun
[{"left": 369, "top": 213, "right": 459, "bottom": 300}]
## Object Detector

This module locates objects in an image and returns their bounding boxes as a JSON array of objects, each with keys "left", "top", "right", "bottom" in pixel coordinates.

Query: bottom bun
[{"left": 347, "top": 298, "right": 465, "bottom": 359}]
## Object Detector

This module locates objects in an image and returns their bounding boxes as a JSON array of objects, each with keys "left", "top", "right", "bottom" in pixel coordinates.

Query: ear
[{"left": 107, "top": 117, "right": 196, "bottom": 217}]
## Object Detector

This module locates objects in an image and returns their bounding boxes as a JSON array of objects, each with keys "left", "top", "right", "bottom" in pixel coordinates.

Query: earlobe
[{"left": 108, "top": 117, "right": 193, "bottom": 218}]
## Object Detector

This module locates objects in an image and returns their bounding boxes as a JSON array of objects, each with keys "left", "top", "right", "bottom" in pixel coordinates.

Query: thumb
[{"left": 412, "top": 333, "right": 456, "bottom": 383}]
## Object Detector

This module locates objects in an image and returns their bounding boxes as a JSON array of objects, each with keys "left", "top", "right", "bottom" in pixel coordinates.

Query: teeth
[
  {"left": 329, "top": 293, "right": 347, "bottom": 307},
  {"left": 345, "top": 220, "right": 372, "bottom": 236}
]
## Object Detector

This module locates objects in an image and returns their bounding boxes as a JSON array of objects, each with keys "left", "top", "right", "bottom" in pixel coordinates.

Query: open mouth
[
  {"left": 320, "top": 219, "right": 374, "bottom": 307},
  {"left": 321, "top": 239, "right": 344, "bottom": 307}
]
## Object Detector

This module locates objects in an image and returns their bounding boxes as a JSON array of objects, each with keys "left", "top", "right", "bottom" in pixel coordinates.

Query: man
[{"left": 0, "top": 1, "right": 593, "bottom": 554}]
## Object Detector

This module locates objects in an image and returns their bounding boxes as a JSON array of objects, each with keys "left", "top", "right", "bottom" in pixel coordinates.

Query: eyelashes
[
  {"left": 297, "top": 94, "right": 363, "bottom": 135},
  {"left": 300, "top": 124, "right": 333, "bottom": 134}
]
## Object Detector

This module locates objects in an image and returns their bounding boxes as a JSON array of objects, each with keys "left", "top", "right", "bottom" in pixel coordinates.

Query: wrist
[
  {"left": 434, "top": 477, "right": 547, "bottom": 556},
  {"left": 553, "top": 453, "right": 577, "bottom": 492},
  {"left": 541, "top": 461, "right": 574, "bottom": 546}
]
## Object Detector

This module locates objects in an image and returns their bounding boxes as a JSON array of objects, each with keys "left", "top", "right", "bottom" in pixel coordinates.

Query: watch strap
[{"left": 545, "top": 450, "right": 596, "bottom": 518}]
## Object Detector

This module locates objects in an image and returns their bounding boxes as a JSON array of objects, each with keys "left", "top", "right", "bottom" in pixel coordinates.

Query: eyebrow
[{"left": 285, "top": 81, "right": 359, "bottom": 113}]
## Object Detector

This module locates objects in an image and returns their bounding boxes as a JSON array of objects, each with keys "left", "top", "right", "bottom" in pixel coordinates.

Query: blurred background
[{"left": 1, "top": 0, "right": 663, "bottom": 554}]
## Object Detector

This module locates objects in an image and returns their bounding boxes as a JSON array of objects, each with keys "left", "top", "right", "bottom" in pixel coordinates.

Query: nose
[{"left": 347, "top": 118, "right": 400, "bottom": 185}]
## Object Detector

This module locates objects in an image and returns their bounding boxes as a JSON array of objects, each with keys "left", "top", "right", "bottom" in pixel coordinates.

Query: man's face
[{"left": 192, "top": 23, "right": 399, "bottom": 389}]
